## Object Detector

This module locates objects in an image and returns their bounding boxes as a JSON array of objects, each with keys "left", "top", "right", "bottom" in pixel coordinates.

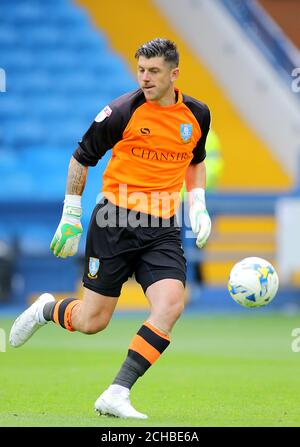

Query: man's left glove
[
  {"left": 189, "top": 188, "right": 211, "bottom": 249},
  {"left": 50, "top": 195, "right": 83, "bottom": 258}
]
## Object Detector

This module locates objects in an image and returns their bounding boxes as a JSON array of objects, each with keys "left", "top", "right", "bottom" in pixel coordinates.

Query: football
[{"left": 228, "top": 257, "right": 279, "bottom": 308}]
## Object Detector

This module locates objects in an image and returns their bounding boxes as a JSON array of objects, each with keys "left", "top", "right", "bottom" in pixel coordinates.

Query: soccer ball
[{"left": 228, "top": 257, "right": 279, "bottom": 308}]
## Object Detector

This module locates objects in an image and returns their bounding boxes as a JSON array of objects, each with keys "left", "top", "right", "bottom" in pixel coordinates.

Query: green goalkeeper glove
[{"left": 50, "top": 195, "right": 83, "bottom": 258}]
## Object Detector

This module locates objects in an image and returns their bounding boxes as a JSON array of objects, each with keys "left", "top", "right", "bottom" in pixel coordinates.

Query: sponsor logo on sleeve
[{"left": 95, "top": 105, "right": 112, "bottom": 123}]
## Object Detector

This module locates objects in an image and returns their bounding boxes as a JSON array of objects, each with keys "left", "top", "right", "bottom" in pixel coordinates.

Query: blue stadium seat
[
  {"left": 3, "top": 120, "right": 47, "bottom": 149},
  {"left": 0, "top": 225, "right": 14, "bottom": 245},
  {"left": 18, "top": 225, "right": 55, "bottom": 255},
  {"left": 26, "top": 94, "right": 72, "bottom": 120},
  {"left": 0, "top": 149, "right": 19, "bottom": 171},
  {"left": 46, "top": 119, "right": 87, "bottom": 148},
  {"left": 52, "top": 71, "right": 105, "bottom": 95},
  {"left": 32, "top": 48, "right": 80, "bottom": 71},
  {"left": 20, "top": 25, "right": 62, "bottom": 49},
  {"left": 3, "top": 3, "right": 44, "bottom": 25},
  {"left": 1, "top": 49, "right": 35, "bottom": 72},
  {"left": 20, "top": 146, "right": 71, "bottom": 168},
  {"left": 60, "top": 27, "right": 107, "bottom": 50},
  {"left": 0, "top": 95, "right": 26, "bottom": 121},
  {"left": 0, "top": 171, "right": 35, "bottom": 200},
  {"left": 0, "top": 25, "right": 18, "bottom": 48},
  {"left": 45, "top": 4, "right": 91, "bottom": 28},
  {"left": 32, "top": 173, "right": 66, "bottom": 200},
  {"left": 8, "top": 71, "right": 54, "bottom": 95}
]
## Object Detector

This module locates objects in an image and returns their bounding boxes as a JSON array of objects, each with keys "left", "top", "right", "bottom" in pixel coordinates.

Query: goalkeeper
[{"left": 10, "top": 38, "right": 211, "bottom": 419}]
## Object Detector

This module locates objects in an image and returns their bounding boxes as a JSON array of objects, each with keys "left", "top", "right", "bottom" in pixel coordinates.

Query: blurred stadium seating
[
  {"left": 0, "top": 0, "right": 137, "bottom": 196},
  {"left": 0, "top": 0, "right": 137, "bottom": 307}
]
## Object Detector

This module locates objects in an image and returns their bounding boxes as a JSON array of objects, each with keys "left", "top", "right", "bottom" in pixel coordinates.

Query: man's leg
[
  {"left": 9, "top": 287, "right": 118, "bottom": 347},
  {"left": 144, "top": 278, "right": 185, "bottom": 332},
  {"left": 112, "top": 278, "right": 184, "bottom": 387},
  {"left": 43, "top": 287, "right": 118, "bottom": 334},
  {"left": 95, "top": 278, "right": 185, "bottom": 418},
  {"left": 10, "top": 283, "right": 148, "bottom": 419}
]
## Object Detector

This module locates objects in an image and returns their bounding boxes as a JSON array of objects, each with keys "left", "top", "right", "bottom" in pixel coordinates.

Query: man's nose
[{"left": 142, "top": 71, "right": 150, "bottom": 81}]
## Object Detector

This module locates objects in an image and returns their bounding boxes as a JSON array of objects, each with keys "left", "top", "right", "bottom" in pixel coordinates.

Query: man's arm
[
  {"left": 185, "top": 161, "right": 206, "bottom": 199},
  {"left": 66, "top": 156, "right": 88, "bottom": 196},
  {"left": 185, "top": 161, "right": 211, "bottom": 249},
  {"left": 50, "top": 157, "right": 87, "bottom": 258}
]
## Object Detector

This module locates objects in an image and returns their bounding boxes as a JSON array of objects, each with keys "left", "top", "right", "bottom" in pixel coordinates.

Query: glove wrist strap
[
  {"left": 65, "top": 194, "right": 82, "bottom": 206},
  {"left": 190, "top": 188, "right": 206, "bottom": 207},
  {"left": 63, "top": 194, "right": 82, "bottom": 219}
]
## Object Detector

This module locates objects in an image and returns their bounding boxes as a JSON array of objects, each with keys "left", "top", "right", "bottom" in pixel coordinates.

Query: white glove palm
[
  {"left": 50, "top": 195, "right": 83, "bottom": 258},
  {"left": 189, "top": 188, "right": 211, "bottom": 249}
]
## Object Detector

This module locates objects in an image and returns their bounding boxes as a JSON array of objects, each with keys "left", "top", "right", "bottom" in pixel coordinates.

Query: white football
[{"left": 228, "top": 257, "right": 279, "bottom": 308}]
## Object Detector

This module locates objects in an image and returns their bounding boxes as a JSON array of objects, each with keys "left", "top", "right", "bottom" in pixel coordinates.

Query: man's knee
[
  {"left": 153, "top": 297, "right": 185, "bottom": 325},
  {"left": 168, "top": 299, "right": 185, "bottom": 320},
  {"left": 80, "top": 316, "right": 110, "bottom": 335},
  {"left": 75, "top": 288, "right": 118, "bottom": 334}
]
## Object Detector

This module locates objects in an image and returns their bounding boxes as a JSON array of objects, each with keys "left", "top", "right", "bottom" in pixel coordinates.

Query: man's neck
[{"left": 153, "top": 88, "right": 177, "bottom": 107}]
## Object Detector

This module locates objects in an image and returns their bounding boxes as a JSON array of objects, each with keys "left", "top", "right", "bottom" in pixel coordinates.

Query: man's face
[{"left": 137, "top": 56, "right": 179, "bottom": 103}]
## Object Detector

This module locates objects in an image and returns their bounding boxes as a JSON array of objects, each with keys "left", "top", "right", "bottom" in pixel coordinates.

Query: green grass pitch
[{"left": 1, "top": 312, "right": 300, "bottom": 427}]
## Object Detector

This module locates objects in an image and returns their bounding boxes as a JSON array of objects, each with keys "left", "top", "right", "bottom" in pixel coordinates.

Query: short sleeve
[
  {"left": 190, "top": 105, "right": 211, "bottom": 164},
  {"left": 72, "top": 104, "right": 124, "bottom": 167}
]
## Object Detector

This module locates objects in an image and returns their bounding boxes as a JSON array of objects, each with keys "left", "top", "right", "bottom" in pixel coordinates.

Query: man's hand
[
  {"left": 50, "top": 195, "right": 83, "bottom": 258},
  {"left": 189, "top": 188, "right": 211, "bottom": 249}
]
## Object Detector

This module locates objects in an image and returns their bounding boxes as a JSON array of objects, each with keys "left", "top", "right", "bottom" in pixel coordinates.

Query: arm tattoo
[{"left": 66, "top": 156, "right": 88, "bottom": 195}]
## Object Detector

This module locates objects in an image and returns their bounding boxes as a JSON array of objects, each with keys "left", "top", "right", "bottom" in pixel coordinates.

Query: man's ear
[{"left": 171, "top": 67, "right": 179, "bottom": 82}]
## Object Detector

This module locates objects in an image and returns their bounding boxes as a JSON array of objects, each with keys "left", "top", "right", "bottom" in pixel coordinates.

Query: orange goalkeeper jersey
[{"left": 73, "top": 88, "right": 210, "bottom": 218}]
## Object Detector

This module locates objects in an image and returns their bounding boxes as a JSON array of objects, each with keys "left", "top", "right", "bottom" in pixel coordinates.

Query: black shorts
[{"left": 83, "top": 198, "right": 186, "bottom": 297}]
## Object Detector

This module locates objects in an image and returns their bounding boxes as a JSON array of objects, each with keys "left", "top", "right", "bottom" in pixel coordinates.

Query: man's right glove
[{"left": 50, "top": 194, "right": 83, "bottom": 258}]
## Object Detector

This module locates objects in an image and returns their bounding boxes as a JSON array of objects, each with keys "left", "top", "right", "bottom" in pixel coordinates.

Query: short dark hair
[{"left": 135, "top": 38, "right": 179, "bottom": 67}]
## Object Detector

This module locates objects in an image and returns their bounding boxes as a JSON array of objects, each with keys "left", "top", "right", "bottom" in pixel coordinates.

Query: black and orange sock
[
  {"left": 113, "top": 321, "right": 170, "bottom": 389},
  {"left": 44, "top": 298, "right": 80, "bottom": 331}
]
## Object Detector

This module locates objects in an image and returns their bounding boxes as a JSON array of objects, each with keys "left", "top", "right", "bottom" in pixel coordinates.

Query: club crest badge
[
  {"left": 88, "top": 257, "right": 100, "bottom": 279},
  {"left": 180, "top": 123, "right": 193, "bottom": 143}
]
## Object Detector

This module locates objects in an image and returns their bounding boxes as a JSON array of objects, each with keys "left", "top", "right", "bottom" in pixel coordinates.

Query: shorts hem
[
  {"left": 138, "top": 272, "right": 186, "bottom": 294},
  {"left": 83, "top": 281, "right": 121, "bottom": 298}
]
